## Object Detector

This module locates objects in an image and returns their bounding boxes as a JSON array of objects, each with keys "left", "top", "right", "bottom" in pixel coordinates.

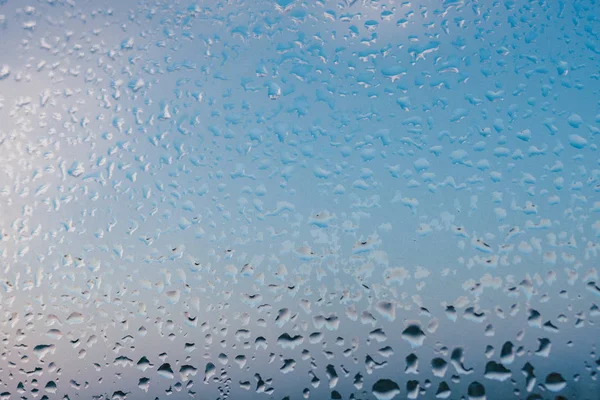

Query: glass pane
[{"left": 0, "top": 0, "right": 598, "bottom": 399}]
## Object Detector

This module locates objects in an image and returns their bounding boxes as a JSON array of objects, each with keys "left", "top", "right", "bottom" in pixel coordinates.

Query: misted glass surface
[{"left": 0, "top": 0, "right": 599, "bottom": 399}]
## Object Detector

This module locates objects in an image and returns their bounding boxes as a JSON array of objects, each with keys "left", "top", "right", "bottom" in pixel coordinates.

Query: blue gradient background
[{"left": 0, "top": 0, "right": 599, "bottom": 399}]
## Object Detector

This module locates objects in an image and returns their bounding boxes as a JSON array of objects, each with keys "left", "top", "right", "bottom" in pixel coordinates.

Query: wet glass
[{"left": 0, "top": 0, "right": 599, "bottom": 399}]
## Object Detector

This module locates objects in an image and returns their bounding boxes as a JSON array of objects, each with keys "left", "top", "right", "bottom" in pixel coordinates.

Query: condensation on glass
[{"left": 0, "top": 0, "right": 598, "bottom": 399}]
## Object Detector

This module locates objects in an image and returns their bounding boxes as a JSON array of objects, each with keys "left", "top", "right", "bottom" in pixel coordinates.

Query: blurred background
[{"left": 0, "top": 0, "right": 598, "bottom": 399}]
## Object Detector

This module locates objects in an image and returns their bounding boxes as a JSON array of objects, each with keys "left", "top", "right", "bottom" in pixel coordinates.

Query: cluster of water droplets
[{"left": 0, "top": 0, "right": 599, "bottom": 399}]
